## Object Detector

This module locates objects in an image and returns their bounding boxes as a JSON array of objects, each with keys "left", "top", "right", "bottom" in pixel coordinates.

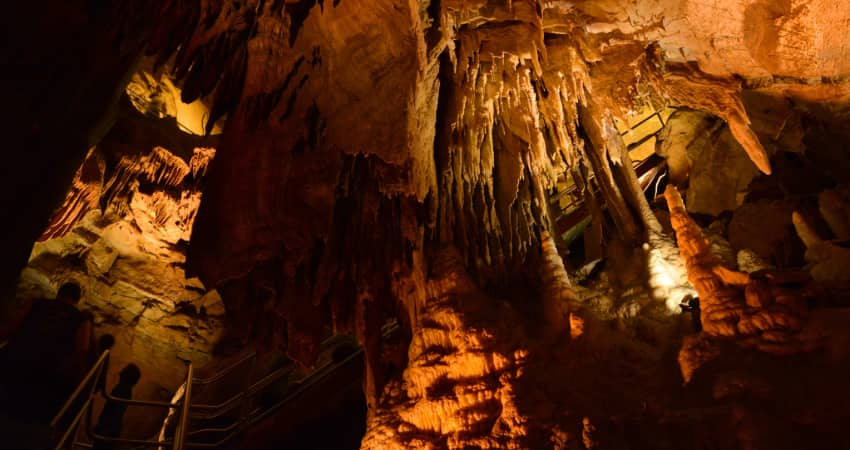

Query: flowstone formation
[{"left": 362, "top": 249, "right": 530, "bottom": 449}]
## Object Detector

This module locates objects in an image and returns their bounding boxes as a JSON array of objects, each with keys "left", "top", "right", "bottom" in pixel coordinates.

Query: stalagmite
[
  {"left": 539, "top": 231, "right": 581, "bottom": 338},
  {"left": 578, "top": 86, "right": 695, "bottom": 310},
  {"left": 793, "top": 211, "right": 850, "bottom": 282},
  {"left": 666, "top": 186, "right": 824, "bottom": 381},
  {"left": 361, "top": 248, "right": 530, "bottom": 449}
]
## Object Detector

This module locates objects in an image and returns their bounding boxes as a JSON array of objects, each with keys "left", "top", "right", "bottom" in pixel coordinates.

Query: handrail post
[
  {"left": 173, "top": 364, "right": 193, "bottom": 450},
  {"left": 53, "top": 397, "right": 93, "bottom": 450}
]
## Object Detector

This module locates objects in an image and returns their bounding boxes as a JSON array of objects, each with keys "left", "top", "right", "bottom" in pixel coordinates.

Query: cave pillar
[
  {"left": 355, "top": 290, "right": 383, "bottom": 412},
  {"left": 578, "top": 93, "right": 695, "bottom": 308},
  {"left": 578, "top": 94, "right": 661, "bottom": 232},
  {"left": 577, "top": 99, "right": 640, "bottom": 240}
]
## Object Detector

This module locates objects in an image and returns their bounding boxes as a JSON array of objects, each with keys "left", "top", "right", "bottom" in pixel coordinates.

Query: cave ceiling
[
  {"left": 10, "top": 0, "right": 849, "bottom": 372},
  {"left": 159, "top": 0, "right": 850, "bottom": 359}
]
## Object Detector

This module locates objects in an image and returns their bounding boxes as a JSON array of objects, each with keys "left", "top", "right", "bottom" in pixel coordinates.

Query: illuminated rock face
[
  {"left": 793, "top": 192, "right": 850, "bottom": 282},
  {"left": 362, "top": 249, "right": 530, "bottom": 449},
  {"left": 16, "top": 100, "right": 223, "bottom": 435},
  {"left": 664, "top": 186, "right": 822, "bottom": 378}
]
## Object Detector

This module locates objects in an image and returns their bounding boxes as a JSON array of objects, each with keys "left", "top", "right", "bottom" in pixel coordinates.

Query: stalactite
[
  {"left": 538, "top": 34, "right": 699, "bottom": 310},
  {"left": 12, "top": 1, "right": 850, "bottom": 448},
  {"left": 38, "top": 148, "right": 104, "bottom": 242},
  {"left": 577, "top": 97, "right": 640, "bottom": 239},
  {"left": 608, "top": 113, "right": 697, "bottom": 309},
  {"left": 437, "top": 26, "right": 557, "bottom": 285},
  {"left": 642, "top": 49, "right": 772, "bottom": 175},
  {"left": 40, "top": 137, "right": 213, "bottom": 243},
  {"left": 189, "top": 147, "right": 216, "bottom": 178},
  {"left": 101, "top": 146, "right": 191, "bottom": 215}
]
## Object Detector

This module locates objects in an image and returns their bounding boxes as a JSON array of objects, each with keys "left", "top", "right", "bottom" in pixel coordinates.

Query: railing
[
  {"left": 550, "top": 107, "right": 671, "bottom": 233},
  {"left": 173, "top": 365, "right": 193, "bottom": 450},
  {"left": 50, "top": 350, "right": 195, "bottom": 450},
  {"left": 619, "top": 108, "right": 667, "bottom": 145},
  {"left": 51, "top": 322, "right": 397, "bottom": 450},
  {"left": 176, "top": 322, "right": 397, "bottom": 448},
  {"left": 50, "top": 350, "right": 111, "bottom": 449}
]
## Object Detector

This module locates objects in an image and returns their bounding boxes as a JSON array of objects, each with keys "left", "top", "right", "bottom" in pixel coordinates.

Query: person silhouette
[
  {"left": 92, "top": 363, "right": 141, "bottom": 450},
  {"left": 0, "top": 282, "right": 93, "bottom": 421},
  {"left": 51, "top": 332, "right": 118, "bottom": 434}
]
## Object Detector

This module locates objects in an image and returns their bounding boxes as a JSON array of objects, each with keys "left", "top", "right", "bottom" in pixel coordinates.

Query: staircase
[
  {"left": 50, "top": 323, "right": 396, "bottom": 449},
  {"left": 548, "top": 107, "right": 671, "bottom": 245}
]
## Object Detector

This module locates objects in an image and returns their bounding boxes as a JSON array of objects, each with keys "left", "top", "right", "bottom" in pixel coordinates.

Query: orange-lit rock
[
  {"left": 362, "top": 249, "right": 530, "bottom": 449},
  {"left": 15, "top": 97, "right": 222, "bottom": 437},
  {"left": 664, "top": 185, "right": 825, "bottom": 380},
  {"left": 790, "top": 189, "right": 850, "bottom": 284}
]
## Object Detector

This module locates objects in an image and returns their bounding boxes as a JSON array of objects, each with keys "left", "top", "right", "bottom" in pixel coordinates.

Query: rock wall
[{"left": 14, "top": 96, "right": 224, "bottom": 438}]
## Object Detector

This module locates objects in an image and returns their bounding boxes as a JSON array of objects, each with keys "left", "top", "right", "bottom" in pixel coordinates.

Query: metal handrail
[
  {"left": 49, "top": 352, "right": 196, "bottom": 450},
  {"left": 188, "top": 392, "right": 246, "bottom": 417},
  {"left": 180, "top": 363, "right": 294, "bottom": 445},
  {"left": 187, "top": 364, "right": 296, "bottom": 420},
  {"left": 80, "top": 363, "right": 194, "bottom": 450},
  {"left": 247, "top": 346, "right": 362, "bottom": 427},
  {"left": 245, "top": 364, "right": 297, "bottom": 396},
  {"left": 173, "top": 364, "right": 194, "bottom": 450},
  {"left": 550, "top": 106, "right": 669, "bottom": 225},
  {"left": 191, "top": 351, "right": 257, "bottom": 386},
  {"left": 177, "top": 324, "right": 398, "bottom": 448},
  {"left": 156, "top": 382, "right": 187, "bottom": 450},
  {"left": 178, "top": 347, "right": 365, "bottom": 448},
  {"left": 184, "top": 337, "right": 346, "bottom": 414},
  {"left": 53, "top": 396, "right": 95, "bottom": 449},
  {"left": 51, "top": 349, "right": 110, "bottom": 429},
  {"left": 619, "top": 108, "right": 667, "bottom": 137},
  {"left": 184, "top": 418, "right": 242, "bottom": 438},
  {"left": 56, "top": 325, "right": 397, "bottom": 450},
  {"left": 99, "top": 389, "right": 190, "bottom": 408},
  {"left": 84, "top": 432, "right": 176, "bottom": 448}
]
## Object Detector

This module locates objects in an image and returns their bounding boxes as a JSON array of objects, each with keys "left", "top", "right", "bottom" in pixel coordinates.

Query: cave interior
[{"left": 2, "top": 1, "right": 850, "bottom": 449}]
